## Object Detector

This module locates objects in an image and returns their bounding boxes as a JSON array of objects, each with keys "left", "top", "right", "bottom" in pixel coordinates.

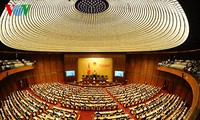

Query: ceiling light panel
[{"left": 0, "top": 0, "right": 189, "bottom": 52}]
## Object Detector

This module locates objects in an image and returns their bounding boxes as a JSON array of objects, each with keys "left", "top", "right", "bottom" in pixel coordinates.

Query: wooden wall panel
[
  {"left": 126, "top": 73, "right": 133, "bottom": 84},
  {"left": 185, "top": 88, "right": 193, "bottom": 106},
  {"left": 173, "top": 80, "right": 183, "bottom": 95},
  {"left": 50, "top": 55, "right": 58, "bottom": 82},
  {"left": 146, "top": 70, "right": 153, "bottom": 84},
  {"left": 45, "top": 74, "right": 52, "bottom": 83},
  {"left": 134, "top": 56, "right": 142, "bottom": 73},
  {"left": 133, "top": 73, "right": 139, "bottom": 83},
  {"left": 156, "top": 79, "right": 163, "bottom": 88},
  {"left": 40, "top": 74, "right": 46, "bottom": 83},
  {"left": 58, "top": 72, "right": 64, "bottom": 83},
  {"left": 167, "top": 81, "right": 174, "bottom": 93},
  {"left": 0, "top": 84, "right": 6, "bottom": 100},
  {"left": 44, "top": 55, "right": 51, "bottom": 73},
  {"left": 27, "top": 74, "right": 35, "bottom": 85},
  {"left": 37, "top": 56, "right": 45, "bottom": 74},
  {"left": 51, "top": 73, "right": 58, "bottom": 82},
  {"left": 50, "top": 55, "right": 57, "bottom": 71},
  {"left": 141, "top": 55, "right": 148, "bottom": 70},
  {"left": 21, "top": 53, "right": 65, "bottom": 84},
  {"left": 180, "top": 86, "right": 189, "bottom": 99},
  {"left": 31, "top": 54, "right": 64, "bottom": 84},
  {"left": 44, "top": 55, "right": 51, "bottom": 82},
  {"left": 139, "top": 74, "right": 146, "bottom": 84},
  {"left": 126, "top": 54, "right": 163, "bottom": 86}
]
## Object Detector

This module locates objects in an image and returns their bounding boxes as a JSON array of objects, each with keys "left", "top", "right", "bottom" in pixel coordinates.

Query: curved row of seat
[
  {"left": 0, "top": 90, "right": 80, "bottom": 120},
  {"left": 33, "top": 106, "right": 78, "bottom": 120},
  {"left": 30, "top": 83, "right": 118, "bottom": 111},
  {"left": 0, "top": 82, "right": 191, "bottom": 120},
  {"left": 0, "top": 90, "right": 49, "bottom": 120},
  {"left": 60, "top": 87, "right": 118, "bottom": 110},
  {"left": 106, "top": 84, "right": 161, "bottom": 107},
  {"left": 94, "top": 109, "right": 130, "bottom": 120},
  {"left": 129, "top": 93, "right": 190, "bottom": 119},
  {"left": 29, "top": 83, "right": 82, "bottom": 104}
]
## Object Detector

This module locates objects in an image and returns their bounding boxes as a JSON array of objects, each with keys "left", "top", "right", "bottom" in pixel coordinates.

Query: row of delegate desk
[
  {"left": 0, "top": 82, "right": 191, "bottom": 120},
  {"left": 106, "top": 84, "right": 161, "bottom": 107},
  {"left": 129, "top": 93, "right": 189, "bottom": 119},
  {"left": 0, "top": 89, "right": 79, "bottom": 120},
  {"left": 30, "top": 83, "right": 118, "bottom": 111},
  {"left": 81, "top": 78, "right": 108, "bottom": 84}
]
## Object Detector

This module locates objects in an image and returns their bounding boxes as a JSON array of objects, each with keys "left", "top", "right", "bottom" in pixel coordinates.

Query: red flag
[{"left": 87, "top": 63, "right": 90, "bottom": 75}]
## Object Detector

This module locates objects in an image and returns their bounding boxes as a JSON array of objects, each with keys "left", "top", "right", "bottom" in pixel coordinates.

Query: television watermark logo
[{"left": 5, "top": 0, "right": 31, "bottom": 16}]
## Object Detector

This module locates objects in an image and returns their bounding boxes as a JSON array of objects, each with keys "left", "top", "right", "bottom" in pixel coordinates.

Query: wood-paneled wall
[
  {"left": 0, "top": 53, "right": 64, "bottom": 100},
  {"left": 25, "top": 54, "right": 64, "bottom": 84},
  {"left": 126, "top": 53, "right": 193, "bottom": 106},
  {"left": 64, "top": 54, "right": 78, "bottom": 82},
  {"left": 126, "top": 54, "right": 166, "bottom": 86}
]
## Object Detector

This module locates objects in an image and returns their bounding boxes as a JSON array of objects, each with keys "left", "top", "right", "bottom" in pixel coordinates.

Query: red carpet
[
  {"left": 79, "top": 111, "right": 95, "bottom": 120},
  {"left": 103, "top": 88, "right": 135, "bottom": 119}
]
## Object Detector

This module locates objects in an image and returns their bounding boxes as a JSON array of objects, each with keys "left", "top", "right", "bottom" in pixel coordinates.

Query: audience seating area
[
  {"left": 29, "top": 83, "right": 82, "bottom": 104},
  {"left": 33, "top": 106, "right": 78, "bottom": 120},
  {"left": 0, "top": 90, "right": 49, "bottom": 120},
  {"left": 129, "top": 93, "right": 189, "bottom": 120},
  {"left": 30, "top": 83, "right": 118, "bottom": 111},
  {"left": 61, "top": 87, "right": 118, "bottom": 110},
  {"left": 94, "top": 109, "right": 130, "bottom": 120},
  {"left": 0, "top": 82, "right": 191, "bottom": 120},
  {"left": 0, "top": 90, "right": 79, "bottom": 120},
  {"left": 106, "top": 84, "right": 161, "bottom": 107},
  {"left": 158, "top": 59, "right": 200, "bottom": 80}
]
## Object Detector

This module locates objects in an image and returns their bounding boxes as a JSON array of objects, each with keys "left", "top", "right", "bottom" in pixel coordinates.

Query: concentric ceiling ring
[{"left": 0, "top": 0, "right": 189, "bottom": 52}]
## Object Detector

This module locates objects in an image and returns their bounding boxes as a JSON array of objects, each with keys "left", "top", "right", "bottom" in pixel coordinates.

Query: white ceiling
[{"left": 0, "top": 0, "right": 189, "bottom": 52}]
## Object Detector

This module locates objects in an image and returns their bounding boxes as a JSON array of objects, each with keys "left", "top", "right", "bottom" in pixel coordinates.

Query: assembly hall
[{"left": 0, "top": 0, "right": 199, "bottom": 119}]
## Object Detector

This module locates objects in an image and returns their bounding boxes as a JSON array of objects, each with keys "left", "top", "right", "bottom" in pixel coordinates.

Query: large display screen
[
  {"left": 66, "top": 70, "right": 75, "bottom": 76},
  {"left": 114, "top": 70, "right": 124, "bottom": 77}
]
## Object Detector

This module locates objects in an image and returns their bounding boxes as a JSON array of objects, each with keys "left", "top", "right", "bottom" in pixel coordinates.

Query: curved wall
[{"left": 125, "top": 53, "right": 193, "bottom": 106}]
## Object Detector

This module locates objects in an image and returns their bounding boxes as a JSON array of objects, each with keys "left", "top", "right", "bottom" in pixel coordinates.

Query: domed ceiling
[{"left": 0, "top": 0, "right": 189, "bottom": 52}]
